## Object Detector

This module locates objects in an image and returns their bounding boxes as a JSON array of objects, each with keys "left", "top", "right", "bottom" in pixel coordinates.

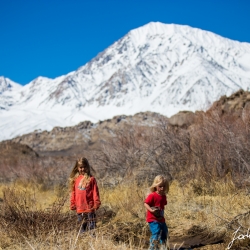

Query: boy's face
[{"left": 156, "top": 181, "right": 165, "bottom": 195}]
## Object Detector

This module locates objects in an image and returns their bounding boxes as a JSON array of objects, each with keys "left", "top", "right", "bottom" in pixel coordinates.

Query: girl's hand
[
  {"left": 70, "top": 205, "right": 76, "bottom": 210},
  {"left": 90, "top": 207, "right": 96, "bottom": 213}
]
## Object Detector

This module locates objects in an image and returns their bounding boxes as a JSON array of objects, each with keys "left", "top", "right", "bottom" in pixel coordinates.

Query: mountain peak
[
  {"left": 129, "top": 22, "right": 246, "bottom": 50},
  {"left": 0, "top": 77, "right": 21, "bottom": 94},
  {"left": 0, "top": 23, "right": 250, "bottom": 141}
]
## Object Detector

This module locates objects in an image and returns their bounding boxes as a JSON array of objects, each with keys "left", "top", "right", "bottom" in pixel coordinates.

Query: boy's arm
[{"left": 144, "top": 193, "right": 158, "bottom": 214}]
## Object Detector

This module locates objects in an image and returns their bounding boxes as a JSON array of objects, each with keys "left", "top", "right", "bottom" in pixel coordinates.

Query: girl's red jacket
[{"left": 70, "top": 175, "right": 101, "bottom": 213}]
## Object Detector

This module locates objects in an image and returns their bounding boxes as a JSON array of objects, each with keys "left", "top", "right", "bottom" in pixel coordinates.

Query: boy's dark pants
[{"left": 77, "top": 212, "right": 96, "bottom": 233}]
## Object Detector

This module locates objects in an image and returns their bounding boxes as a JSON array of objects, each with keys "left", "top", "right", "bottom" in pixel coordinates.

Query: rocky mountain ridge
[
  {"left": 8, "top": 89, "right": 250, "bottom": 155},
  {"left": 11, "top": 112, "right": 164, "bottom": 155}
]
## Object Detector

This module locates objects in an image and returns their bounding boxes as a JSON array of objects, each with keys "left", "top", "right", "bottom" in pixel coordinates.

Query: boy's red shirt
[
  {"left": 70, "top": 175, "right": 101, "bottom": 213},
  {"left": 144, "top": 192, "right": 167, "bottom": 222}
]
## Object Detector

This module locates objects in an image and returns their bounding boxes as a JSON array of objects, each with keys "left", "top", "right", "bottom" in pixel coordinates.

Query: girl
[
  {"left": 69, "top": 157, "right": 101, "bottom": 234},
  {"left": 144, "top": 175, "right": 169, "bottom": 250}
]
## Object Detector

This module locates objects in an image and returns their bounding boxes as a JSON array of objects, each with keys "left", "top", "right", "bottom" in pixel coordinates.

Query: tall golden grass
[{"left": 0, "top": 177, "right": 250, "bottom": 250}]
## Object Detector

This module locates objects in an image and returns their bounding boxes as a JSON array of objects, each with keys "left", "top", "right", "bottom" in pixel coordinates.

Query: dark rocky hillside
[
  {"left": 208, "top": 89, "right": 250, "bottom": 116},
  {"left": 10, "top": 112, "right": 164, "bottom": 155}
]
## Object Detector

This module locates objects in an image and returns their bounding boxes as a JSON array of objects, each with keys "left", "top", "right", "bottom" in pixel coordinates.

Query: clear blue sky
[{"left": 1, "top": 0, "right": 250, "bottom": 85}]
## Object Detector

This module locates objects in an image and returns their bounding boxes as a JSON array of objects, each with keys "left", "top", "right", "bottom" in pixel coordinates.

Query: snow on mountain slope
[
  {"left": 1, "top": 22, "right": 250, "bottom": 141},
  {"left": 0, "top": 77, "right": 22, "bottom": 110}
]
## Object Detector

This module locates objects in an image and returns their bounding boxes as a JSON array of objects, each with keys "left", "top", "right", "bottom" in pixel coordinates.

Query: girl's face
[
  {"left": 78, "top": 164, "right": 87, "bottom": 175},
  {"left": 156, "top": 181, "right": 165, "bottom": 195}
]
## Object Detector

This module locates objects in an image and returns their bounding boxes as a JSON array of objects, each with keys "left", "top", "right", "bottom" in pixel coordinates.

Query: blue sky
[{"left": 0, "top": 0, "right": 250, "bottom": 85}]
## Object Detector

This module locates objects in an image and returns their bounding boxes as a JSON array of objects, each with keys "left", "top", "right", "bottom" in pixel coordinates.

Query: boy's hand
[
  {"left": 151, "top": 206, "right": 160, "bottom": 216},
  {"left": 152, "top": 208, "right": 159, "bottom": 214},
  {"left": 144, "top": 203, "right": 162, "bottom": 218}
]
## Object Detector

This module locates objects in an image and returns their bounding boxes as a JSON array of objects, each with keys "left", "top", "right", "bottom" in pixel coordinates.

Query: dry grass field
[{"left": 0, "top": 176, "right": 250, "bottom": 250}]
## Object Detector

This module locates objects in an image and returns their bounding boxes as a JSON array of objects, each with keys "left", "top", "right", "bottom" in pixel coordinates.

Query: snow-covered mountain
[{"left": 1, "top": 22, "right": 250, "bottom": 141}]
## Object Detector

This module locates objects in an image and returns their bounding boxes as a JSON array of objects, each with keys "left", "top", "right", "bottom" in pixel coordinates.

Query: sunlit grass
[{"left": 0, "top": 178, "right": 250, "bottom": 249}]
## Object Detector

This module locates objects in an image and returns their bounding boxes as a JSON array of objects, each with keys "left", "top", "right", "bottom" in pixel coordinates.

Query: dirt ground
[{"left": 168, "top": 225, "right": 225, "bottom": 250}]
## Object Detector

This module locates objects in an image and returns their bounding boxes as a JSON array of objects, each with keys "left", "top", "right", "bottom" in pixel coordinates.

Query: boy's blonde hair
[{"left": 150, "top": 175, "right": 169, "bottom": 193}]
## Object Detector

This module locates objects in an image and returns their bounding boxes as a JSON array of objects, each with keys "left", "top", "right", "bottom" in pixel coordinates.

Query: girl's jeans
[
  {"left": 149, "top": 221, "right": 168, "bottom": 250},
  {"left": 77, "top": 212, "right": 96, "bottom": 233}
]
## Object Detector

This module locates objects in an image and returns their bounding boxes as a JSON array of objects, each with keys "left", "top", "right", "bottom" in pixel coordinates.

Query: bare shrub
[
  {"left": 92, "top": 118, "right": 192, "bottom": 185},
  {"left": 153, "top": 119, "right": 191, "bottom": 181},
  {"left": 0, "top": 187, "right": 75, "bottom": 239},
  {"left": 190, "top": 110, "right": 250, "bottom": 185},
  {"left": 92, "top": 124, "right": 161, "bottom": 183},
  {"left": 90, "top": 107, "right": 250, "bottom": 187}
]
